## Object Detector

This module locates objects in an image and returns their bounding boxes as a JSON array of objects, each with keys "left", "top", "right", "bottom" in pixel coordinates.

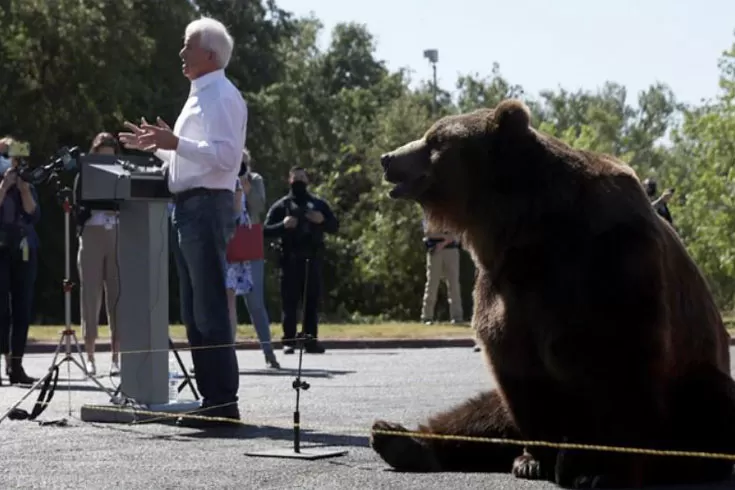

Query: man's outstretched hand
[
  {"left": 139, "top": 117, "right": 178, "bottom": 150},
  {"left": 119, "top": 117, "right": 177, "bottom": 151},
  {"left": 118, "top": 118, "right": 152, "bottom": 151}
]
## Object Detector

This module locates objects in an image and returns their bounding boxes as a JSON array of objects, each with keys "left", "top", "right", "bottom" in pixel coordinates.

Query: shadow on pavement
[
  {"left": 238, "top": 367, "right": 356, "bottom": 378},
  {"left": 180, "top": 423, "right": 370, "bottom": 448}
]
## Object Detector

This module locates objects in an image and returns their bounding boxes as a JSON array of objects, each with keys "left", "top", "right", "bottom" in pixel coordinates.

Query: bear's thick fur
[{"left": 372, "top": 99, "right": 735, "bottom": 488}]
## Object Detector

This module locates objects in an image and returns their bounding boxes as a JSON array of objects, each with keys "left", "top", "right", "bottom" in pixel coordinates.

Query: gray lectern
[{"left": 77, "top": 154, "right": 199, "bottom": 423}]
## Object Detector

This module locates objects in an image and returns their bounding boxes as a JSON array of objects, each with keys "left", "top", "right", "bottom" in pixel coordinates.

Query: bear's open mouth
[
  {"left": 388, "top": 181, "right": 411, "bottom": 198},
  {"left": 386, "top": 174, "right": 430, "bottom": 199}
]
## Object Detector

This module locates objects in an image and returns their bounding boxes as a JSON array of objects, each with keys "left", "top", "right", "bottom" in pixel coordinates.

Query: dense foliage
[{"left": 1, "top": 1, "right": 733, "bottom": 324}]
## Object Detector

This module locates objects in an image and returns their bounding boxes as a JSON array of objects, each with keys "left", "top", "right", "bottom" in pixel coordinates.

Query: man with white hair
[{"left": 119, "top": 16, "right": 247, "bottom": 427}]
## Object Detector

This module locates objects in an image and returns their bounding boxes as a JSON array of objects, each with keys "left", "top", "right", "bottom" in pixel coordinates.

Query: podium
[{"left": 77, "top": 154, "right": 199, "bottom": 423}]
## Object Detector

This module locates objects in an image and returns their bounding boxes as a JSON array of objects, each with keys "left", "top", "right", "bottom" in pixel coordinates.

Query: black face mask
[{"left": 290, "top": 181, "right": 308, "bottom": 199}]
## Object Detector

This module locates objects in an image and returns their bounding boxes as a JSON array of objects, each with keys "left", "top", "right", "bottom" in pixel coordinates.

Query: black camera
[
  {"left": 16, "top": 146, "right": 80, "bottom": 185},
  {"left": 290, "top": 203, "right": 314, "bottom": 238},
  {"left": 284, "top": 200, "right": 324, "bottom": 259}
]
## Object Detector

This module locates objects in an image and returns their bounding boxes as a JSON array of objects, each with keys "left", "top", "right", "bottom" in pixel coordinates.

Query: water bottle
[{"left": 168, "top": 358, "right": 179, "bottom": 403}]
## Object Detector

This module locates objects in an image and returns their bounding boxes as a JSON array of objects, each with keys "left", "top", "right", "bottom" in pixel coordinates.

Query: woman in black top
[{"left": 0, "top": 143, "right": 41, "bottom": 385}]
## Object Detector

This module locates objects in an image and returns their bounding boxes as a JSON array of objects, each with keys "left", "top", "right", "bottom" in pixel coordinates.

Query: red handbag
[{"left": 226, "top": 223, "right": 264, "bottom": 262}]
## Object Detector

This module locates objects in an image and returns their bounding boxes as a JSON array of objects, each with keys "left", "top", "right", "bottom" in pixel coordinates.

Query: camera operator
[
  {"left": 263, "top": 166, "right": 338, "bottom": 355},
  {"left": 72, "top": 132, "right": 121, "bottom": 376},
  {"left": 0, "top": 136, "right": 41, "bottom": 385}
]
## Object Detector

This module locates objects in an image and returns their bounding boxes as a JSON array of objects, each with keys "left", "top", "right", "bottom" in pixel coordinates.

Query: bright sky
[{"left": 276, "top": 0, "right": 735, "bottom": 107}]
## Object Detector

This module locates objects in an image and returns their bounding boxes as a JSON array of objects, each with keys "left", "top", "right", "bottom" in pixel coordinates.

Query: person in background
[
  {"left": 420, "top": 214, "right": 464, "bottom": 325},
  {"left": 235, "top": 149, "right": 280, "bottom": 368},
  {"left": 264, "top": 166, "right": 338, "bottom": 355},
  {"left": 73, "top": 132, "right": 122, "bottom": 377},
  {"left": 0, "top": 135, "right": 41, "bottom": 385},
  {"left": 1, "top": 136, "right": 40, "bottom": 331},
  {"left": 642, "top": 177, "right": 675, "bottom": 226}
]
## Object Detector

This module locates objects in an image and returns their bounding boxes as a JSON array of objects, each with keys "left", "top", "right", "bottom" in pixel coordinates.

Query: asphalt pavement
[{"left": 1, "top": 347, "right": 734, "bottom": 490}]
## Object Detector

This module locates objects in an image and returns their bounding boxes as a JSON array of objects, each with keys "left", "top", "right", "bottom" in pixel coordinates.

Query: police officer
[{"left": 264, "top": 167, "right": 338, "bottom": 354}]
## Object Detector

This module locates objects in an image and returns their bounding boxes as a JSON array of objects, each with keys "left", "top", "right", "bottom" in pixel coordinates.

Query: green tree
[
  {"left": 0, "top": 0, "right": 194, "bottom": 322},
  {"left": 351, "top": 94, "right": 435, "bottom": 319},
  {"left": 666, "top": 105, "right": 735, "bottom": 309},
  {"left": 0, "top": 0, "right": 732, "bottom": 323},
  {"left": 456, "top": 63, "right": 526, "bottom": 114},
  {"left": 661, "top": 42, "right": 735, "bottom": 310}
]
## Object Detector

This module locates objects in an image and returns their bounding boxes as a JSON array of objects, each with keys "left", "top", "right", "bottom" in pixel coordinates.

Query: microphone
[{"left": 55, "top": 146, "right": 80, "bottom": 171}]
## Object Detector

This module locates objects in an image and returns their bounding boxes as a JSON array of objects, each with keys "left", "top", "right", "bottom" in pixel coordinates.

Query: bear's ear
[{"left": 489, "top": 99, "right": 531, "bottom": 134}]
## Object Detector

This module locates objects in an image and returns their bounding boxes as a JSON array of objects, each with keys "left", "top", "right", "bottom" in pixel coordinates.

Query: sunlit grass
[
  {"left": 27, "top": 321, "right": 476, "bottom": 343},
  {"left": 27, "top": 315, "right": 735, "bottom": 343}
]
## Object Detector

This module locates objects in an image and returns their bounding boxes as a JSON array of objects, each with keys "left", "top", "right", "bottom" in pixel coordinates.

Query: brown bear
[{"left": 371, "top": 99, "right": 735, "bottom": 488}]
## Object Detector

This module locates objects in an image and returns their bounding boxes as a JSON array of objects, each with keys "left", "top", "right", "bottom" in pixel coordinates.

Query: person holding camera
[
  {"left": 73, "top": 132, "right": 122, "bottom": 377},
  {"left": 0, "top": 136, "right": 41, "bottom": 385},
  {"left": 420, "top": 215, "right": 464, "bottom": 325},
  {"left": 264, "top": 166, "right": 338, "bottom": 355}
]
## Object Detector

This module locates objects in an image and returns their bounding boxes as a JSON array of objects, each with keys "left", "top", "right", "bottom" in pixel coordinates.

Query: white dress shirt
[{"left": 156, "top": 69, "right": 248, "bottom": 194}]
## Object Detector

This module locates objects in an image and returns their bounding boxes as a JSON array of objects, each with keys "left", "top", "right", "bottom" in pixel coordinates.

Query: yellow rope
[
  {"left": 15, "top": 330, "right": 735, "bottom": 463},
  {"left": 58, "top": 403, "right": 735, "bottom": 462}
]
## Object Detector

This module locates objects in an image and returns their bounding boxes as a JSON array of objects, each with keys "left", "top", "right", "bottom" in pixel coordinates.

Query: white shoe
[
  {"left": 110, "top": 360, "right": 120, "bottom": 376},
  {"left": 86, "top": 359, "right": 97, "bottom": 376}
]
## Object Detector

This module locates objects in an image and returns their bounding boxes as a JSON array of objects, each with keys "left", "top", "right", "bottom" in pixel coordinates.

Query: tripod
[{"left": 0, "top": 176, "right": 117, "bottom": 425}]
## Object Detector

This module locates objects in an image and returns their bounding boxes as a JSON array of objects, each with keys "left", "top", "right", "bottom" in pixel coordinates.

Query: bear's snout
[
  {"left": 380, "top": 152, "right": 392, "bottom": 171},
  {"left": 381, "top": 140, "right": 428, "bottom": 180},
  {"left": 380, "top": 139, "right": 434, "bottom": 200}
]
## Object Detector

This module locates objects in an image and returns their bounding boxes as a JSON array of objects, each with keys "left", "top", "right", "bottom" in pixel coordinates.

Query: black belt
[{"left": 172, "top": 187, "right": 231, "bottom": 204}]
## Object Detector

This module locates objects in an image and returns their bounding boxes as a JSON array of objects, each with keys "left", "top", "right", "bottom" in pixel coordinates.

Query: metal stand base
[
  {"left": 244, "top": 329, "right": 347, "bottom": 462},
  {"left": 243, "top": 447, "right": 348, "bottom": 460}
]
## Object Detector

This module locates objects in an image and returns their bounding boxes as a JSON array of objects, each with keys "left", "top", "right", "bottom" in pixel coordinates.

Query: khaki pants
[
  {"left": 421, "top": 246, "right": 463, "bottom": 322},
  {"left": 77, "top": 225, "right": 120, "bottom": 342}
]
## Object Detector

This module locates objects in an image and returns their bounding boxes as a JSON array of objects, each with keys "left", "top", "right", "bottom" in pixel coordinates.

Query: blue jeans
[
  {"left": 171, "top": 190, "right": 239, "bottom": 406},
  {"left": 242, "top": 258, "right": 274, "bottom": 356}
]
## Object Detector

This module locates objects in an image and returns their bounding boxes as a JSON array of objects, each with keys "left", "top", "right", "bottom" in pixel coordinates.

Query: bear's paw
[
  {"left": 370, "top": 420, "right": 440, "bottom": 472},
  {"left": 512, "top": 449, "right": 545, "bottom": 480}
]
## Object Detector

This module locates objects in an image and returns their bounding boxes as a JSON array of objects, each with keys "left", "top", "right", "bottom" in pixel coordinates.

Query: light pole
[{"left": 423, "top": 49, "right": 438, "bottom": 116}]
